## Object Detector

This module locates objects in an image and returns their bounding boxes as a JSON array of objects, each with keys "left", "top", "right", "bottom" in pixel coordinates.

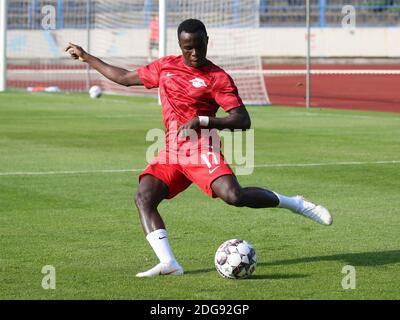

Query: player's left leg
[
  {"left": 211, "top": 175, "right": 332, "bottom": 225},
  {"left": 135, "top": 174, "right": 184, "bottom": 277}
]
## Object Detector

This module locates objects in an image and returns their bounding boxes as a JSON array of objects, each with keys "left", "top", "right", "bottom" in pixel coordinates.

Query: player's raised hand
[{"left": 65, "top": 43, "right": 88, "bottom": 62}]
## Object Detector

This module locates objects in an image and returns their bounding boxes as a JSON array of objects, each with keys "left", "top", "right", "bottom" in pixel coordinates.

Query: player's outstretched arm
[{"left": 65, "top": 43, "right": 143, "bottom": 87}]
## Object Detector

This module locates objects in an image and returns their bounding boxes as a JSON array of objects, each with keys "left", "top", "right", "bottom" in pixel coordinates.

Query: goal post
[
  {"left": 0, "top": 0, "right": 7, "bottom": 92},
  {"left": 158, "top": 0, "right": 167, "bottom": 59},
  {"left": 306, "top": 0, "right": 311, "bottom": 110}
]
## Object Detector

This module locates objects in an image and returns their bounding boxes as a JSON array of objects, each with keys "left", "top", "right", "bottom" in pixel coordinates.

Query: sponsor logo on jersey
[{"left": 190, "top": 78, "right": 207, "bottom": 88}]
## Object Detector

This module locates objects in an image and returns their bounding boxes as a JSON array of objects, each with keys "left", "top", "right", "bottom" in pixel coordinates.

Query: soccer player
[{"left": 65, "top": 19, "right": 332, "bottom": 278}]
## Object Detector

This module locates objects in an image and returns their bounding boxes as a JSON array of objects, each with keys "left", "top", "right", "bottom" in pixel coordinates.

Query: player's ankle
[
  {"left": 162, "top": 259, "right": 180, "bottom": 267},
  {"left": 274, "top": 192, "right": 301, "bottom": 212}
]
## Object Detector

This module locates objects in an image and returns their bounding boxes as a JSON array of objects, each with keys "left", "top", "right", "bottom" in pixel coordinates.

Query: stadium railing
[
  {"left": 259, "top": 0, "right": 400, "bottom": 27},
  {"left": 8, "top": 0, "right": 400, "bottom": 29}
]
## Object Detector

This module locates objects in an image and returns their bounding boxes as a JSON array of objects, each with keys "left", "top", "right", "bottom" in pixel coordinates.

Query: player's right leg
[{"left": 134, "top": 174, "right": 183, "bottom": 277}]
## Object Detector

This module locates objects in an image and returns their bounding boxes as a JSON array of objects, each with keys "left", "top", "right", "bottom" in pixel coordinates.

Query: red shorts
[{"left": 139, "top": 149, "right": 233, "bottom": 199}]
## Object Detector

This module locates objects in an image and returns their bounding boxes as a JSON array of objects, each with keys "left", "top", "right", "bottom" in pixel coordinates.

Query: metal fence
[
  {"left": 260, "top": 0, "right": 400, "bottom": 27},
  {"left": 7, "top": 0, "right": 400, "bottom": 29}
]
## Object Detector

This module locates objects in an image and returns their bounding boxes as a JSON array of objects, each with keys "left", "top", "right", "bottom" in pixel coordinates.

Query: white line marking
[
  {"left": 0, "top": 169, "right": 142, "bottom": 176},
  {"left": 252, "top": 160, "right": 400, "bottom": 168},
  {"left": 0, "top": 160, "right": 399, "bottom": 177},
  {"left": 96, "top": 114, "right": 157, "bottom": 119},
  {"left": 228, "top": 69, "right": 400, "bottom": 75},
  {"left": 1, "top": 114, "right": 159, "bottom": 120}
]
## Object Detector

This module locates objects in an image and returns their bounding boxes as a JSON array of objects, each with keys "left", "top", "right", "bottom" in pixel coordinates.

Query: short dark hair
[{"left": 177, "top": 19, "right": 207, "bottom": 38}]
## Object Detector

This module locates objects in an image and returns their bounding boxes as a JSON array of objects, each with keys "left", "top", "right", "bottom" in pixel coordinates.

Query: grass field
[{"left": 1, "top": 92, "right": 399, "bottom": 300}]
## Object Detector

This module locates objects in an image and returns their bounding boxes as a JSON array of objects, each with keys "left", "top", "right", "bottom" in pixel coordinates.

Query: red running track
[
  {"left": 264, "top": 64, "right": 400, "bottom": 113},
  {"left": 8, "top": 64, "right": 400, "bottom": 113}
]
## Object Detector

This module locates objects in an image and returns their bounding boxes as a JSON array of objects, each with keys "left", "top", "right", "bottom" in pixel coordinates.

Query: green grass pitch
[{"left": 1, "top": 92, "right": 399, "bottom": 300}]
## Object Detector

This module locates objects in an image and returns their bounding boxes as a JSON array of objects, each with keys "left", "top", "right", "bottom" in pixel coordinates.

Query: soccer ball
[
  {"left": 214, "top": 239, "right": 256, "bottom": 279},
  {"left": 89, "top": 85, "right": 102, "bottom": 99}
]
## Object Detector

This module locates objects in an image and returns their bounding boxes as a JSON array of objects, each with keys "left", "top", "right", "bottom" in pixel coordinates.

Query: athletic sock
[
  {"left": 146, "top": 229, "right": 177, "bottom": 264},
  {"left": 272, "top": 192, "right": 301, "bottom": 212}
]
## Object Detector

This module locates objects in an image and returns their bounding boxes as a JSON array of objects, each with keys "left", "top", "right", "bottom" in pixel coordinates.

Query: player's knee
[
  {"left": 222, "top": 189, "right": 244, "bottom": 207},
  {"left": 135, "top": 191, "right": 154, "bottom": 212}
]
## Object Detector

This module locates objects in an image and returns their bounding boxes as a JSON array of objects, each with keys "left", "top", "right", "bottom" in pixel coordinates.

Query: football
[
  {"left": 214, "top": 239, "right": 256, "bottom": 279},
  {"left": 89, "top": 85, "right": 102, "bottom": 99}
]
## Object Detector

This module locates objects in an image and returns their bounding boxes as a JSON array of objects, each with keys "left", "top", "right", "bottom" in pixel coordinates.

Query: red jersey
[
  {"left": 137, "top": 56, "right": 242, "bottom": 197},
  {"left": 137, "top": 55, "right": 243, "bottom": 146}
]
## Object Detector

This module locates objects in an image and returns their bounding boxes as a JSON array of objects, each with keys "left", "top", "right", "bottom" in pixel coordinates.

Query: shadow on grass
[
  {"left": 260, "top": 250, "right": 400, "bottom": 267},
  {"left": 184, "top": 250, "right": 400, "bottom": 278},
  {"left": 246, "top": 274, "right": 309, "bottom": 280},
  {"left": 185, "top": 268, "right": 308, "bottom": 280}
]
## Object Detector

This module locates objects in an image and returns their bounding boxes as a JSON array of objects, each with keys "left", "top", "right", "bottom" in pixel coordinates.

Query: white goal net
[
  {"left": 6, "top": 0, "right": 270, "bottom": 105},
  {"left": 163, "top": 0, "right": 270, "bottom": 105}
]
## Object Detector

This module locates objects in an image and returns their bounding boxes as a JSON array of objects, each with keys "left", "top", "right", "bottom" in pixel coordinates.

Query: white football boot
[
  {"left": 294, "top": 196, "right": 333, "bottom": 226},
  {"left": 136, "top": 261, "right": 184, "bottom": 278}
]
